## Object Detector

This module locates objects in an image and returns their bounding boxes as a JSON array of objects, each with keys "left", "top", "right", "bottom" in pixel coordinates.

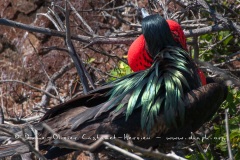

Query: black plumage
[{"left": 0, "top": 15, "right": 228, "bottom": 159}]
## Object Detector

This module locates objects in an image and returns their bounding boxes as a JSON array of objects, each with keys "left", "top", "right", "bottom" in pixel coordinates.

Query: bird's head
[{"left": 142, "top": 15, "right": 182, "bottom": 57}]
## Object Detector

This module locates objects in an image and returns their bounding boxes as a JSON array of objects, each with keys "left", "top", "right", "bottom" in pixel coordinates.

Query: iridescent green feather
[
  {"left": 105, "top": 47, "right": 201, "bottom": 133},
  {"left": 126, "top": 78, "right": 148, "bottom": 119}
]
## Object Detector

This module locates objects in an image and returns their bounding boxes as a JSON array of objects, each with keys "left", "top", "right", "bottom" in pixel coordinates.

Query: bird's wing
[
  {"left": 185, "top": 78, "right": 228, "bottom": 131},
  {"left": 40, "top": 83, "right": 113, "bottom": 121},
  {"left": 38, "top": 78, "right": 227, "bottom": 146},
  {"left": 71, "top": 47, "right": 202, "bottom": 133}
]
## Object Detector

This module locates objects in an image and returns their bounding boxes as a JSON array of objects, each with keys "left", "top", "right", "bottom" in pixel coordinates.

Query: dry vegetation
[{"left": 0, "top": 0, "right": 239, "bottom": 159}]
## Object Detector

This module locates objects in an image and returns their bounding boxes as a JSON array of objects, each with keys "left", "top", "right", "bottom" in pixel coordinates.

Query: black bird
[{"left": 0, "top": 14, "right": 228, "bottom": 159}]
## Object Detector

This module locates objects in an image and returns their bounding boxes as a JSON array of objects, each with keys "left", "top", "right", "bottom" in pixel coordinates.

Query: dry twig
[
  {"left": 225, "top": 109, "right": 233, "bottom": 160},
  {"left": 42, "top": 123, "right": 187, "bottom": 160}
]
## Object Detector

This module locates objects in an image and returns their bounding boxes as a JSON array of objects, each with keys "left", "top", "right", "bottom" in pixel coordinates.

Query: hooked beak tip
[{"left": 141, "top": 8, "right": 149, "bottom": 18}]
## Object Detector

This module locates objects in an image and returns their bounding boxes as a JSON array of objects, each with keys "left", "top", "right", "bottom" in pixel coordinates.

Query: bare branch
[
  {"left": 191, "top": 132, "right": 208, "bottom": 160},
  {"left": 103, "top": 141, "right": 144, "bottom": 160},
  {"left": 197, "top": 61, "right": 240, "bottom": 87},
  {"left": 4, "top": 115, "right": 42, "bottom": 124},
  {"left": 107, "top": 137, "right": 187, "bottom": 160},
  {"left": 192, "top": 36, "right": 199, "bottom": 60},
  {"left": 214, "top": 57, "right": 240, "bottom": 67},
  {"left": 184, "top": 24, "right": 229, "bottom": 37},
  {"left": 0, "top": 89, "right": 4, "bottom": 124},
  {"left": 42, "top": 123, "right": 187, "bottom": 160},
  {"left": 28, "top": 39, "right": 52, "bottom": 83},
  {"left": 67, "top": 0, "right": 94, "bottom": 35},
  {"left": 200, "top": 32, "right": 233, "bottom": 56},
  {"left": 38, "top": 62, "right": 74, "bottom": 107},
  {"left": 47, "top": 7, "right": 66, "bottom": 31},
  {"left": 37, "top": 12, "right": 63, "bottom": 31},
  {"left": 41, "top": 123, "right": 106, "bottom": 152},
  {"left": 64, "top": 2, "right": 94, "bottom": 94},
  {"left": 0, "top": 18, "right": 135, "bottom": 44}
]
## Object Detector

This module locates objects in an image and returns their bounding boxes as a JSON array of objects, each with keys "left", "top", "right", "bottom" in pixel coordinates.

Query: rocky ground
[
  {"left": 0, "top": 1, "right": 143, "bottom": 159},
  {"left": 0, "top": 0, "right": 131, "bottom": 118},
  {"left": 0, "top": 0, "right": 239, "bottom": 159}
]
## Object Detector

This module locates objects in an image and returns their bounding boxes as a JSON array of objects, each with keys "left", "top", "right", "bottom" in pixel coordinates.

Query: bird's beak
[{"left": 141, "top": 8, "right": 149, "bottom": 18}]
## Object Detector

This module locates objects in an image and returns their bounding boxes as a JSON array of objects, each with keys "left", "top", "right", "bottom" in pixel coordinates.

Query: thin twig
[
  {"left": 47, "top": 7, "right": 65, "bottom": 31},
  {"left": 64, "top": 1, "right": 94, "bottom": 94},
  {"left": 75, "top": 2, "right": 134, "bottom": 12},
  {"left": 0, "top": 88, "right": 4, "bottom": 124},
  {"left": 37, "top": 12, "right": 63, "bottom": 31},
  {"left": 41, "top": 123, "right": 106, "bottom": 152},
  {"left": 34, "top": 129, "right": 39, "bottom": 151},
  {"left": 184, "top": 24, "right": 229, "bottom": 37},
  {"left": 0, "top": 18, "right": 233, "bottom": 44},
  {"left": 28, "top": 39, "right": 52, "bottom": 82},
  {"left": 181, "top": 24, "right": 208, "bottom": 28},
  {"left": 214, "top": 57, "right": 240, "bottom": 67},
  {"left": 108, "top": 138, "right": 187, "bottom": 160},
  {"left": 0, "top": 80, "right": 60, "bottom": 100},
  {"left": 192, "top": 36, "right": 199, "bottom": 60},
  {"left": 197, "top": 61, "right": 240, "bottom": 87},
  {"left": 225, "top": 109, "right": 233, "bottom": 160},
  {"left": 67, "top": 0, "right": 94, "bottom": 35},
  {"left": 40, "top": 46, "right": 68, "bottom": 53},
  {"left": 200, "top": 32, "right": 233, "bottom": 57},
  {"left": 0, "top": 18, "right": 135, "bottom": 44},
  {"left": 38, "top": 62, "right": 74, "bottom": 107},
  {"left": 5, "top": 115, "right": 42, "bottom": 124},
  {"left": 0, "top": 127, "right": 46, "bottom": 160},
  {"left": 41, "top": 122, "right": 187, "bottom": 160},
  {"left": 191, "top": 132, "right": 208, "bottom": 160},
  {"left": 181, "top": 18, "right": 208, "bottom": 24},
  {"left": 103, "top": 141, "right": 144, "bottom": 160}
]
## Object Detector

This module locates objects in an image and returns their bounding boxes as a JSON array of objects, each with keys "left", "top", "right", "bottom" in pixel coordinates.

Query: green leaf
[{"left": 223, "top": 35, "right": 233, "bottom": 46}]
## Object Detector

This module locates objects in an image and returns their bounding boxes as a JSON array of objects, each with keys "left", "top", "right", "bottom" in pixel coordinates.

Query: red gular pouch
[
  {"left": 166, "top": 20, "right": 187, "bottom": 51},
  {"left": 127, "top": 34, "right": 153, "bottom": 72},
  {"left": 197, "top": 69, "right": 207, "bottom": 85}
]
